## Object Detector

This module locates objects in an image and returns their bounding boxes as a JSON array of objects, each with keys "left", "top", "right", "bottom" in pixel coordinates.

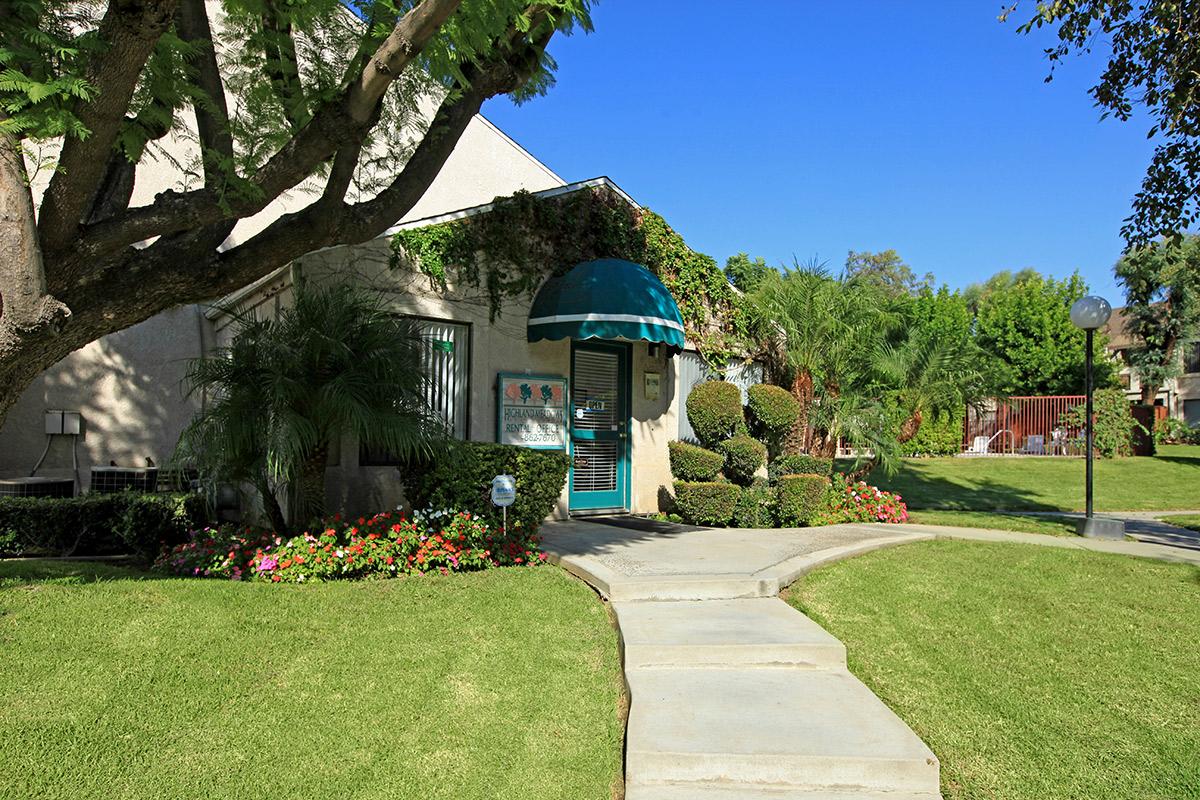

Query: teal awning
[{"left": 527, "top": 259, "right": 686, "bottom": 353}]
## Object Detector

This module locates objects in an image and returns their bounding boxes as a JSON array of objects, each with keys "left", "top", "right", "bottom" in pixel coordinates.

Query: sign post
[{"left": 490, "top": 474, "right": 516, "bottom": 531}]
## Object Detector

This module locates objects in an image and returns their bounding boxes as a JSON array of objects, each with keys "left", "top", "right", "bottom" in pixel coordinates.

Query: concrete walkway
[
  {"left": 1011, "top": 509, "right": 1200, "bottom": 550},
  {"left": 542, "top": 520, "right": 943, "bottom": 799},
  {"left": 905, "top": 521, "right": 1200, "bottom": 565}
]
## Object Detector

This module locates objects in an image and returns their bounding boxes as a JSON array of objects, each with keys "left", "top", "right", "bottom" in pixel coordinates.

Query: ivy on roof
[{"left": 388, "top": 186, "right": 748, "bottom": 363}]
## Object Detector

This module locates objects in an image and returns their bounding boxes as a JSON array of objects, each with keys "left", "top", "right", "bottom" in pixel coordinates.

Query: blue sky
[{"left": 481, "top": 2, "right": 1157, "bottom": 300}]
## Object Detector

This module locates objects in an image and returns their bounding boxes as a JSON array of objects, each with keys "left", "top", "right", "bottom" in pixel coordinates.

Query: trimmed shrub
[
  {"left": 746, "top": 384, "right": 800, "bottom": 451},
  {"left": 686, "top": 381, "right": 745, "bottom": 448},
  {"left": 155, "top": 509, "right": 547, "bottom": 581},
  {"left": 1058, "top": 388, "right": 1141, "bottom": 458},
  {"left": 672, "top": 481, "right": 740, "bottom": 527},
  {"left": 718, "top": 434, "right": 767, "bottom": 487},
  {"left": 668, "top": 440, "right": 724, "bottom": 481},
  {"left": 0, "top": 492, "right": 207, "bottom": 560},
  {"left": 732, "top": 482, "right": 776, "bottom": 528},
  {"left": 775, "top": 474, "right": 829, "bottom": 527},
  {"left": 399, "top": 441, "right": 569, "bottom": 534},
  {"left": 898, "top": 407, "right": 964, "bottom": 457},
  {"left": 768, "top": 454, "right": 833, "bottom": 483}
]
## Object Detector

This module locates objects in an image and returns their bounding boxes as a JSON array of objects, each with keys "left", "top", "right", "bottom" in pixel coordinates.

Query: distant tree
[
  {"left": 844, "top": 249, "right": 932, "bottom": 297},
  {"left": 1005, "top": 1, "right": 1200, "bottom": 244},
  {"left": 972, "top": 270, "right": 1115, "bottom": 395},
  {"left": 1115, "top": 236, "right": 1200, "bottom": 404},
  {"left": 961, "top": 268, "right": 1041, "bottom": 313},
  {"left": 724, "top": 252, "right": 772, "bottom": 292}
]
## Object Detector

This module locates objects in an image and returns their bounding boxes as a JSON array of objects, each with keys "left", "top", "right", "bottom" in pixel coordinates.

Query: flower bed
[
  {"left": 153, "top": 509, "right": 546, "bottom": 582},
  {"left": 811, "top": 475, "right": 908, "bottom": 525}
]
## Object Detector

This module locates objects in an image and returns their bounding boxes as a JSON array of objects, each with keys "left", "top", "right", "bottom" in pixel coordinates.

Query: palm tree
[
  {"left": 176, "top": 282, "right": 439, "bottom": 531},
  {"left": 748, "top": 264, "right": 894, "bottom": 455}
]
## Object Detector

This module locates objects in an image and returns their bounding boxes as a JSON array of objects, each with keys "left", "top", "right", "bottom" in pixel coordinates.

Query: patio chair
[
  {"left": 967, "top": 435, "right": 990, "bottom": 455},
  {"left": 1020, "top": 434, "right": 1045, "bottom": 455}
]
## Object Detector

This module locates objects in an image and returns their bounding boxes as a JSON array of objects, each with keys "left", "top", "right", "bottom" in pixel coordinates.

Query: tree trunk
[
  {"left": 256, "top": 474, "right": 289, "bottom": 534},
  {"left": 0, "top": 122, "right": 72, "bottom": 422},
  {"left": 784, "top": 369, "right": 814, "bottom": 455},
  {"left": 897, "top": 407, "right": 923, "bottom": 444},
  {"left": 294, "top": 443, "right": 329, "bottom": 528}
]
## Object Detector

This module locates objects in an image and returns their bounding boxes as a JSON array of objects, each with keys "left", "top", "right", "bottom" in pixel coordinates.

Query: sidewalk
[
  {"left": 542, "top": 520, "right": 943, "bottom": 799},
  {"left": 1010, "top": 509, "right": 1200, "bottom": 550},
  {"left": 910, "top": 521, "right": 1200, "bottom": 564}
]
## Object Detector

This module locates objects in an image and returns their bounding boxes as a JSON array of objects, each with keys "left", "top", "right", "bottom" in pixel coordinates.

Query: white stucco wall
[{"left": 3, "top": 106, "right": 565, "bottom": 485}]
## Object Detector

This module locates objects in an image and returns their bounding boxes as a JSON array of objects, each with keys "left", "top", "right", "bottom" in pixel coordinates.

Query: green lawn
[
  {"left": 792, "top": 540, "right": 1200, "bottom": 800},
  {"left": 0, "top": 560, "right": 623, "bottom": 800},
  {"left": 1163, "top": 514, "right": 1200, "bottom": 533},
  {"left": 864, "top": 444, "right": 1200, "bottom": 511},
  {"left": 904, "top": 510, "right": 1077, "bottom": 536}
]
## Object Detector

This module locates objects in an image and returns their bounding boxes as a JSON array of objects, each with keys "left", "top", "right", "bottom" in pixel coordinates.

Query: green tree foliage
[
  {"left": 1005, "top": 1, "right": 1200, "bottom": 244},
  {"left": 970, "top": 270, "right": 1115, "bottom": 395},
  {"left": 844, "top": 249, "right": 932, "bottom": 297},
  {"left": 176, "top": 282, "right": 439, "bottom": 530},
  {"left": 0, "top": 0, "right": 594, "bottom": 431},
  {"left": 1114, "top": 236, "right": 1200, "bottom": 403},
  {"left": 724, "top": 252, "right": 772, "bottom": 292}
]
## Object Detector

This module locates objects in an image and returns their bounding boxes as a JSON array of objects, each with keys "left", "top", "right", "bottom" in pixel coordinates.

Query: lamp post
[{"left": 1068, "top": 295, "right": 1124, "bottom": 540}]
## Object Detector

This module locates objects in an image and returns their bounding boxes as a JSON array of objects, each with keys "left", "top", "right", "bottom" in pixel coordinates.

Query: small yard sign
[
  {"left": 490, "top": 474, "right": 516, "bottom": 507},
  {"left": 496, "top": 373, "right": 568, "bottom": 449}
]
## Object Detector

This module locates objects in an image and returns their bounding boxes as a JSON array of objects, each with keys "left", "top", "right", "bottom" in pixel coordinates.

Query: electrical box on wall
[
  {"left": 63, "top": 411, "right": 81, "bottom": 435},
  {"left": 43, "top": 410, "right": 81, "bottom": 435}
]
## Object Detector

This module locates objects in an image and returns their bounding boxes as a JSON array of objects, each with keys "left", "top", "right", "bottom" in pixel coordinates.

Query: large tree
[
  {"left": 1005, "top": 1, "right": 1200, "bottom": 245},
  {"left": 0, "top": 0, "right": 591, "bottom": 428},
  {"left": 1114, "top": 235, "right": 1200, "bottom": 403}
]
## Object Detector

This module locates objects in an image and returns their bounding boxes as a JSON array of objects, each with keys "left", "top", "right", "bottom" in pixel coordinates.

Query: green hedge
[
  {"left": 672, "top": 481, "right": 740, "bottom": 527},
  {"left": 776, "top": 474, "right": 829, "bottom": 526},
  {"left": 898, "top": 407, "right": 964, "bottom": 457},
  {"left": 718, "top": 434, "right": 767, "bottom": 486},
  {"left": 399, "top": 442, "right": 569, "bottom": 534},
  {"left": 746, "top": 383, "right": 800, "bottom": 451},
  {"left": 686, "top": 381, "right": 744, "bottom": 448},
  {"left": 732, "top": 482, "right": 776, "bottom": 528},
  {"left": 768, "top": 454, "right": 833, "bottom": 483},
  {"left": 668, "top": 440, "right": 724, "bottom": 481},
  {"left": 0, "top": 492, "right": 208, "bottom": 560}
]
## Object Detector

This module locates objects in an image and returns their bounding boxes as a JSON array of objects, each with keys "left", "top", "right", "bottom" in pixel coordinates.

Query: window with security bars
[{"left": 360, "top": 317, "right": 470, "bottom": 465}]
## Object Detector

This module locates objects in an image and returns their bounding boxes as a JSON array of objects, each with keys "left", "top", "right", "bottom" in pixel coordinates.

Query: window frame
[{"left": 358, "top": 314, "right": 472, "bottom": 466}]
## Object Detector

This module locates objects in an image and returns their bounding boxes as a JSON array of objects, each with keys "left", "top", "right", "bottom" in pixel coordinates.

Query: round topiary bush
[
  {"left": 718, "top": 434, "right": 767, "bottom": 487},
  {"left": 672, "top": 481, "right": 740, "bottom": 527},
  {"left": 668, "top": 440, "right": 724, "bottom": 481},
  {"left": 746, "top": 384, "right": 800, "bottom": 449},
  {"left": 768, "top": 454, "right": 833, "bottom": 484},
  {"left": 775, "top": 474, "right": 830, "bottom": 527},
  {"left": 686, "top": 381, "right": 745, "bottom": 448}
]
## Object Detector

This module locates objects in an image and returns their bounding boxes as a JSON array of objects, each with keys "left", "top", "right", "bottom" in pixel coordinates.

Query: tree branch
[
  {"left": 38, "top": 0, "right": 179, "bottom": 256},
  {"left": 68, "top": 0, "right": 463, "bottom": 267},
  {"left": 177, "top": 0, "right": 234, "bottom": 186}
]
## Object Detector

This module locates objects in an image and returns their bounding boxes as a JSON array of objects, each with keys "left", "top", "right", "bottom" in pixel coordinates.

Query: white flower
[{"left": 335, "top": 549, "right": 344, "bottom": 558}]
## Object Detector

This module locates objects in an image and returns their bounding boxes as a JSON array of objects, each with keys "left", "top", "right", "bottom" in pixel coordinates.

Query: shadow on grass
[
  {"left": 0, "top": 558, "right": 152, "bottom": 587},
  {"left": 864, "top": 468, "right": 1064, "bottom": 512}
]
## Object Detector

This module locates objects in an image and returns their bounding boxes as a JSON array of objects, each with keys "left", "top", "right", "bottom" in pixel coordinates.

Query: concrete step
[
  {"left": 626, "top": 783, "right": 941, "bottom": 800},
  {"left": 614, "top": 599, "right": 847, "bottom": 670},
  {"left": 625, "top": 668, "right": 939, "bottom": 794}
]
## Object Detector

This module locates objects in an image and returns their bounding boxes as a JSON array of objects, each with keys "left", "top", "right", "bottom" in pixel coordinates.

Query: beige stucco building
[
  {"left": 2, "top": 118, "right": 729, "bottom": 518},
  {"left": 1104, "top": 308, "right": 1200, "bottom": 425}
]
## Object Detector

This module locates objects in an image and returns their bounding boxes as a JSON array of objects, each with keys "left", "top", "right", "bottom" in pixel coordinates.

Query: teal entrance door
[{"left": 569, "top": 342, "right": 630, "bottom": 513}]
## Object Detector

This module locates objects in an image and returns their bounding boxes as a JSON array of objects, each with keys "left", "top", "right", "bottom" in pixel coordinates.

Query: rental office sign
[{"left": 496, "top": 373, "right": 568, "bottom": 449}]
